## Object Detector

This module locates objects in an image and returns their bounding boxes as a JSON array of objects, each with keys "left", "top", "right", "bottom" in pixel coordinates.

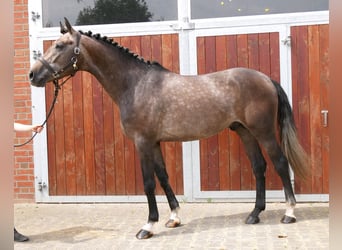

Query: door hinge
[
  {"left": 32, "top": 50, "right": 42, "bottom": 60},
  {"left": 170, "top": 17, "right": 195, "bottom": 31},
  {"left": 281, "top": 36, "right": 291, "bottom": 47},
  {"left": 31, "top": 11, "right": 41, "bottom": 22},
  {"left": 37, "top": 180, "right": 47, "bottom": 192}
]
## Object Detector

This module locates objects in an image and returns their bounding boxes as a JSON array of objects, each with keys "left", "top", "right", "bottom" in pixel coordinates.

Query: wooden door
[
  {"left": 44, "top": 34, "right": 184, "bottom": 196},
  {"left": 291, "top": 24, "right": 329, "bottom": 194},
  {"left": 197, "top": 32, "right": 283, "bottom": 191}
]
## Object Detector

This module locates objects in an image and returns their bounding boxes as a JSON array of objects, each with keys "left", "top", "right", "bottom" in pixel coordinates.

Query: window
[
  {"left": 191, "top": 0, "right": 328, "bottom": 19},
  {"left": 42, "top": 0, "right": 177, "bottom": 27}
]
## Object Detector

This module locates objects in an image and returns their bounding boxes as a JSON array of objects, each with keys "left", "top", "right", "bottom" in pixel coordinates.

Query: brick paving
[{"left": 14, "top": 202, "right": 328, "bottom": 250}]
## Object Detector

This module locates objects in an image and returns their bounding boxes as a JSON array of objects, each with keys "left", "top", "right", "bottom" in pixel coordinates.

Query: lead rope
[
  {"left": 14, "top": 77, "right": 71, "bottom": 147},
  {"left": 15, "top": 32, "right": 81, "bottom": 147}
]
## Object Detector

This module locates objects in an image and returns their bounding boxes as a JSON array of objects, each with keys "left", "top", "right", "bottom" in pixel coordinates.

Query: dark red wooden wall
[{"left": 291, "top": 24, "right": 329, "bottom": 194}]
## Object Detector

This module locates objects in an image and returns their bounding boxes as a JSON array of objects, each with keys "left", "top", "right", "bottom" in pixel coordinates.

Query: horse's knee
[
  {"left": 144, "top": 179, "right": 156, "bottom": 194},
  {"left": 252, "top": 161, "right": 266, "bottom": 178}
]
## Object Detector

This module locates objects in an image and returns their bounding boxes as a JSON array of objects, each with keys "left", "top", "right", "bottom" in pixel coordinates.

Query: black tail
[{"left": 271, "top": 80, "right": 309, "bottom": 179}]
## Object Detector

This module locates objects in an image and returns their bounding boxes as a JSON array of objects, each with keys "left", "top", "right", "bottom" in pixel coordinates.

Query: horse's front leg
[
  {"left": 135, "top": 147, "right": 159, "bottom": 239},
  {"left": 135, "top": 142, "right": 181, "bottom": 239}
]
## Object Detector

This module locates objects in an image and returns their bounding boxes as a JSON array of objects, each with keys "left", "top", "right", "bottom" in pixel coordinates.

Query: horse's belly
[{"left": 159, "top": 116, "right": 230, "bottom": 142}]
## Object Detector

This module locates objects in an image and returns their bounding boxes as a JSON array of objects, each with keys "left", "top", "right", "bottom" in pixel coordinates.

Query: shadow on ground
[{"left": 155, "top": 205, "right": 329, "bottom": 238}]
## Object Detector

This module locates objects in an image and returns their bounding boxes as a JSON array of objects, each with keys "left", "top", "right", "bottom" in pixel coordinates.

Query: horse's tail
[{"left": 272, "top": 80, "right": 309, "bottom": 179}]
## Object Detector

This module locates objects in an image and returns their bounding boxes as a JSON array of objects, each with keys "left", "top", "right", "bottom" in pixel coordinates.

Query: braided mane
[{"left": 79, "top": 30, "right": 164, "bottom": 68}]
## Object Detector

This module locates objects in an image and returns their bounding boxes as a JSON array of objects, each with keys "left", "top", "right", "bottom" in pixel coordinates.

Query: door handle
[{"left": 321, "top": 110, "right": 328, "bottom": 127}]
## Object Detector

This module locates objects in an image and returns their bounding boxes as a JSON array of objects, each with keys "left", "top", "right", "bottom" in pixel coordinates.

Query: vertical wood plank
[
  {"left": 237, "top": 34, "right": 248, "bottom": 68},
  {"left": 258, "top": 33, "right": 271, "bottom": 76},
  {"left": 63, "top": 78, "right": 76, "bottom": 195},
  {"left": 171, "top": 34, "right": 180, "bottom": 74},
  {"left": 55, "top": 80, "right": 66, "bottom": 195},
  {"left": 197, "top": 37, "right": 205, "bottom": 74},
  {"left": 319, "top": 25, "right": 329, "bottom": 194},
  {"left": 205, "top": 36, "right": 216, "bottom": 73},
  {"left": 308, "top": 25, "right": 323, "bottom": 193},
  {"left": 130, "top": 36, "right": 141, "bottom": 56},
  {"left": 270, "top": 32, "right": 280, "bottom": 82},
  {"left": 293, "top": 26, "right": 312, "bottom": 193},
  {"left": 215, "top": 35, "right": 227, "bottom": 71},
  {"left": 151, "top": 35, "right": 162, "bottom": 63},
  {"left": 141, "top": 35, "right": 152, "bottom": 61},
  {"left": 73, "top": 72, "right": 86, "bottom": 195},
  {"left": 162, "top": 34, "right": 173, "bottom": 70},
  {"left": 248, "top": 33, "right": 259, "bottom": 71},
  {"left": 291, "top": 27, "right": 300, "bottom": 125},
  {"left": 226, "top": 35, "right": 238, "bottom": 68},
  {"left": 92, "top": 77, "right": 106, "bottom": 194},
  {"left": 83, "top": 73, "right": 96, "bottom": 195}
]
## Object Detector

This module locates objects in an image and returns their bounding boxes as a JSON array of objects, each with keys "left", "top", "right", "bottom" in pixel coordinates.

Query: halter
[
  {"left": 14, "top": 33, "right": 81, "bottom": 147},
  {"left": 38, "top": 32, "right": 81, "bottom": 83}
]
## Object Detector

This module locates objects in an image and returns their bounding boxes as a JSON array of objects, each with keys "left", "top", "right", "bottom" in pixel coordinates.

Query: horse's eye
[{"left": 55, "top": 43, "right": 64, "bottom": 50}]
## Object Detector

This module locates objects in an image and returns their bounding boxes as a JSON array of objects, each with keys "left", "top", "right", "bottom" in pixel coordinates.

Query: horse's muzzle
[{"left": 29, "top": 70, "right": 46, "bottom": 87}]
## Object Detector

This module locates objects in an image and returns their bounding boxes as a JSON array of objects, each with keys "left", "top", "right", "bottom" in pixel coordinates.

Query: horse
[{"left": 29, "top": 18, "right": 309, "bottom": 239}]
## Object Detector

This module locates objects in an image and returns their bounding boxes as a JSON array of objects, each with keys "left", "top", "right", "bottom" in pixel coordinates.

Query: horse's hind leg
[
  {"left": 258, "top": 134, "right": 297, "bottom": 223},
  {"left": 231, "top": 123, "right": 267, "bottom": 224}
]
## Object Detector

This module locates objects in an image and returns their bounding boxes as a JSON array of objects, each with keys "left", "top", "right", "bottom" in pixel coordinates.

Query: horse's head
[{"left": 29, "top": 18, "right": 81, "bottom": 87}]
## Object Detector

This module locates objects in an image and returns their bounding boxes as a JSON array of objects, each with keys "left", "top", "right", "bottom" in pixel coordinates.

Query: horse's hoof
[
  {"left": 136, "top": 229, "right": 153, "bottom": 239},
  {"left": 245, "top": 215, "right": 260, "bottom": 224},
  {"left": 165, "top": 219, "right": 181, "bottom": 228},
  {"left": 281, "top": 215, "right": 296, "bottom": 224}
]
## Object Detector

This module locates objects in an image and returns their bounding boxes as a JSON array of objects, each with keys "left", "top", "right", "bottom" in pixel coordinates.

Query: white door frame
[{"left": 28, "top": 0, "right": 329, "bottom": 202}]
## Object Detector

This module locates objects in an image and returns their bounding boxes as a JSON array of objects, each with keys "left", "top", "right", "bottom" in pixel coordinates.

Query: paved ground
[{"left": 14, "top": 202, "right": 328, "bottom": 250}]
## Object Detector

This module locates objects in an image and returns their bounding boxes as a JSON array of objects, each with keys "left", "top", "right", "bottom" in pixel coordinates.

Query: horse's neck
[{"left": 81, "top": 37, "right": 144, "bottom": 103}]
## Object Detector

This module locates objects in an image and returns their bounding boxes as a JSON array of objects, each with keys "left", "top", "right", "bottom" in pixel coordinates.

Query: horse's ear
[
  {"left": 64, "top": 17, "right": 75, "bottom": 34},
  {"left": 59, "top": 21, "right": 68, "bottom": 34}
]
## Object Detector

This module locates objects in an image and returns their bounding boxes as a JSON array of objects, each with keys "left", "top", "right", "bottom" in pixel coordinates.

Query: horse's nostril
[{"left": 29, "top": 71, "right": 34, "bottom": 81}]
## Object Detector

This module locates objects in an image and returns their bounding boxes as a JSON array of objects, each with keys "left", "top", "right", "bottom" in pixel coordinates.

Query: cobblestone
[{"left": 14, "top": 202, "right": 328, "bottom": 250}]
